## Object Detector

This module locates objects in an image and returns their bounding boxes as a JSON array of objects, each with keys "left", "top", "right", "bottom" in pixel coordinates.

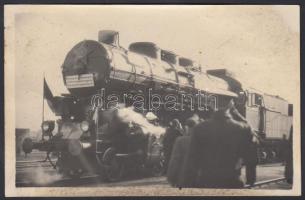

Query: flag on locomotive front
[{"left": 43, "top": 78, "right": 55, "bottom": 112}]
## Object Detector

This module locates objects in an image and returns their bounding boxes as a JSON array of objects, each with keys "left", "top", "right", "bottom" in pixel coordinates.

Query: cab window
[{"left": 248, "top": 93, "right": 262, "bottom": 106}]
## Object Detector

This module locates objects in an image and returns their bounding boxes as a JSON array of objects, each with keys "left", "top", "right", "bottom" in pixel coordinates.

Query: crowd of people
[
  {"left": 162, "top": 100, "right": 260, "bottom": 188},
  {"left": 98, "top": 101, "right": 293, "bottom": 188}
]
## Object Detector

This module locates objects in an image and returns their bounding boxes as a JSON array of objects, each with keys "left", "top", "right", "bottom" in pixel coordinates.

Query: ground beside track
[{"left": 16, "top": 151, "right": 292, "bottom": 189}]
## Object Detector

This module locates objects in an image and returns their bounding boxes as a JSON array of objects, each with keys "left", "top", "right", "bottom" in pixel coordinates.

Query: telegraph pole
[{"left": 42, "top": 73, "right": 45, "bottom": 123}]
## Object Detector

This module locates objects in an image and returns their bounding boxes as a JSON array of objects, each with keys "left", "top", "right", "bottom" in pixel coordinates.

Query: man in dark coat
[
  {"left": 180, "top": 101, "right": 257, "bottom": 188},
  {"left": 285, "top": 125, "right": 293, "bottom": 184},
  {"left": 167, "top": 117, "right": 200, "bottom": 187},
  {"left": 163, "top": 119, "right": 183, "bottom": 174},
  {"left": 230, "top": 103, "right": 259, "bottom": 186},
  {"left": 280, "top": 134, "right": 289, "bottom": 163}
]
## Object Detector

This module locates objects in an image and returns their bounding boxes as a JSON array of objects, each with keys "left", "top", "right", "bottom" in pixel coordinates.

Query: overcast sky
[{"left": 9, "top": 5, "right": 299, "bottom": 130}]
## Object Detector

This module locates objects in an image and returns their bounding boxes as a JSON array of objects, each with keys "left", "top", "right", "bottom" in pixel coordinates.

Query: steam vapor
[
  {"left": 116, "top": 107, "right": 165, "bottom": 137},
  {"left": 29, "top": 166, "right": 63, "bottom": 185}
]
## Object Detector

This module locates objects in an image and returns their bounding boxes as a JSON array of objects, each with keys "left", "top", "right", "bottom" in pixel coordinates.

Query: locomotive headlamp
[
  {"left": 41, "top": 121, "right": 55, "bottom": 132},
  {"left": 42, "top": 123, "right": 49, "bottom": 131},
  {"left": 80, "top": 120, "right": 90, "bottom": 132}
]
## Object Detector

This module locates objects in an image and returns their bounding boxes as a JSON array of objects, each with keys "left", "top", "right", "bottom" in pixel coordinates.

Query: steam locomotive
[{"left": 22, "top": 30, "right": 293, "bottom": 181}]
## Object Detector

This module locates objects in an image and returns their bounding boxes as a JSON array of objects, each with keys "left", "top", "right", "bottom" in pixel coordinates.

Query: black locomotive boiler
[{"left": 22, "top": 30, "right": 293, "bottom": 181}]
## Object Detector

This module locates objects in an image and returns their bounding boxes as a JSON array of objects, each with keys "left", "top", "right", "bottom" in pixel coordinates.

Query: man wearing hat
[
  {"left": 162, "top": 119, "right": 183, "bottom": 174},
  {"left": 167, "top": 115, "right": 200, "bottom": 187},
  {"left": 180, "top": 100, "right": 257, "bottom": 188}
]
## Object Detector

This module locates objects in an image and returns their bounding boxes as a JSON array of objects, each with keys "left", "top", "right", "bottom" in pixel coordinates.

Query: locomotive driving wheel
[
  {"left": 102, "top": 148, "right": 124, "bottom": 182},
  {"left": 104, "top": 156, "right": 124, "bottom": 182}
]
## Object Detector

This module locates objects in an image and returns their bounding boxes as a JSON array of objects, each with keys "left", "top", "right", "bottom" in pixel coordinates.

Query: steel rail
[
  {"left": 16, "top": 159, "right": 56, "bottom": 163},
  {"left": 244, "top": 177, "right": 286, "bottom": 188},
  {"left": 16, "top": 175, "right": 100, "bottom": 187}
]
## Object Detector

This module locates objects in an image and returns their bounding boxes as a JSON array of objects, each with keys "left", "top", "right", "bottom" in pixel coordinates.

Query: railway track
[
  {"left": 17, "top": 174, "right": 287, "bottom": 188},
  {"left": 16, "top": 165, "right": 288, "bottom": 188},
  {"left": 16, "top": 160, "right": 289, "bottom": 189},
  {"left": 16, "top": 160, "right": 54, "bottom": 169},
  {"left": 16, "top": 174, "right": 100, "bottom": 187}
]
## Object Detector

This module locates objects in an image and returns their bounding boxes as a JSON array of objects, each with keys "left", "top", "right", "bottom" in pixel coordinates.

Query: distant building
[{"left": 16, "top": 128, "right": 30, "bottom": 155}]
